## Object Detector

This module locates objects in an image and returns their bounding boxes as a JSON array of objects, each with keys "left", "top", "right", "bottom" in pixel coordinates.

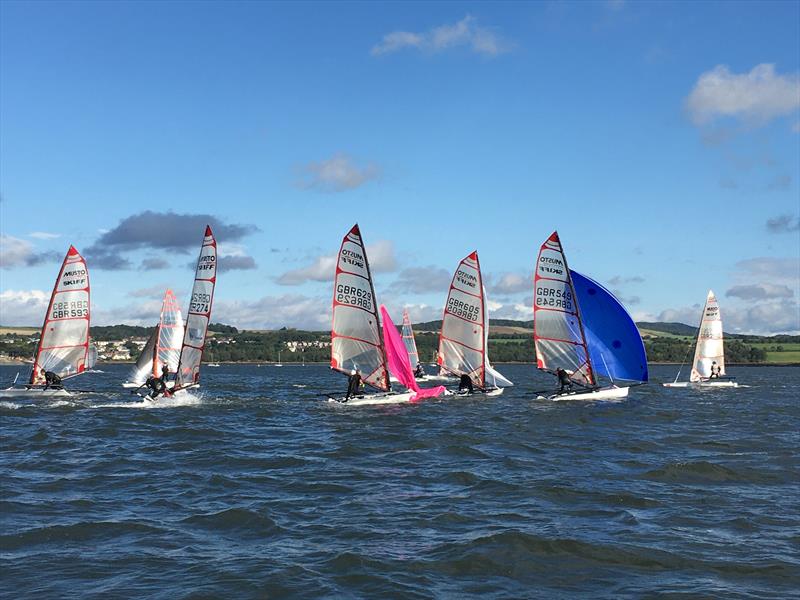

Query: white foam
[
  {"left": 0, "top": 401, "right": 22, "bottom": 409},
  {"left": 93, "top": 390, "right": 203, "bottom": 410}
]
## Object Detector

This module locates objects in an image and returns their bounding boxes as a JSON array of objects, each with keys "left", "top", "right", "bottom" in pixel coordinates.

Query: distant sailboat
[
  {"left": 122, "top": 289, "right": 184, "bottom": 388},
  {"left": 388, "top": 309, "right": 430, "bottom": 383},
  {"left": 1, "top": 246, "right": 96, "bottom": 397},
  {"left": 533, "top": 232, "right": 648, "bottom": 401},
  {"left": 437, "top": 250, "right": 513, "bottom": 395},
  {"left": 170, "top": 226, "right": 217, "bottom": 396},
  {"left": 663, "top": 290, "right": 738, "bottom": 388},
  {"left": 275, "top": 350, "right": 283, "bottom": 367}
]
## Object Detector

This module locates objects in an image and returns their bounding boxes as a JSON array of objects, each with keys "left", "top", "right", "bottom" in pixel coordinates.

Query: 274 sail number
[{"left": 190, "top": 292, "right": 212, "bottom": 313}]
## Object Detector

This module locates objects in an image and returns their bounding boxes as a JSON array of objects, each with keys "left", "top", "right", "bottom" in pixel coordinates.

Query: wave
[
  {"left": 642, "top": 461, "right": 779, "bottom": 484},
  {"left": 92, "top": 392, "right": 203, "bottom": 410},
  {"left": 1, "top": 521, "right": 164, "bottom": 552},
  {"left": 181, "top": 507, "right": 281, "bottom": 537}
]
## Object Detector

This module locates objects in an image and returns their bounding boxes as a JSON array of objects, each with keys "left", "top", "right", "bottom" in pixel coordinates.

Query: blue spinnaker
[{"left": 571, "top": 270, "right": 648, "bottom": 383}]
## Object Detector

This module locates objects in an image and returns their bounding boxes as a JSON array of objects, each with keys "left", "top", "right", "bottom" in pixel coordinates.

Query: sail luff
[
  {"left": 175, "top": 226, "right": 217, "bottom": 390},
  {"left": 532, "top": 232, "right": 595, "bottom": 386},
  {"left": 30, "top": 245, "right": 91, "bottom": 384}
]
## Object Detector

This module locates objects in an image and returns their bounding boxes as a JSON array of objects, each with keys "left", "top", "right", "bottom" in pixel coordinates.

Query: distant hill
[{"left": 636, "top": 321, "right": 697, "bottom": 336}]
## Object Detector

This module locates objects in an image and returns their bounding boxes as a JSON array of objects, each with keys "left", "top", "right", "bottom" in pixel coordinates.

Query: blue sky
[{"left": 1, "top": 1, "right": 798, "bottom": 333}]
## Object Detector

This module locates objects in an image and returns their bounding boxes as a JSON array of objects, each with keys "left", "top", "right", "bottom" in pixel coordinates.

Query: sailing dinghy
[
  {"left": 122, "top": 289, "right": 184, "bottom": 389},
  {"left": 533, "top": 232, "right": 648, "bottom": 401},
  {"left": 437, "top": 251, "right": 513, "bottom": 396},
  {"left": 140, "top": 226, "right": 217, "bottom": 399},
  {"left": 1, "top": 246, "right": 96, "bottom": 398},
  {"left": 389, "top": 309, "right": 433, "bottom": 383},
  {"left": 663, "top": 290, "right": 738, "bottom": 388},
  {"left": 329, "top": 224, "right": 422, "bottom": 406}
]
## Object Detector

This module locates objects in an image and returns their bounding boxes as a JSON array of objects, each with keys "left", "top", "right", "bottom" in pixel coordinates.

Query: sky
[{"left": 1, "top": 0, "right": 799, "bottom": 334}]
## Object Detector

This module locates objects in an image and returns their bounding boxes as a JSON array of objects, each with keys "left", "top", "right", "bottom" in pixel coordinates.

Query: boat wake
[{"left": 93, "top": 391, "right": 203, "bottom": 409}]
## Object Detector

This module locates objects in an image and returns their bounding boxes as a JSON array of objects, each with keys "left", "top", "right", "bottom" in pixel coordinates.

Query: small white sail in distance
[{"left": 690, "top": 290, "right": 726, "bottom": 382}]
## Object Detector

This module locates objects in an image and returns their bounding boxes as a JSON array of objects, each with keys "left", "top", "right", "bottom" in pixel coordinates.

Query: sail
[
  {"left": 482, "top": 286, "right": 513, "bottom": 387},
  {"left": 175, "top": 226, "right": 217, "bottom": 389},
  {"left": 330, "top": 224, "right": 389, "bottom": 391},
  {"left": 30, "top": 246, "right": 92, "bottom": 383},
  {"left": 690, "top": 290, "right": 725, "bottom": 382},
  {"left": 128, "top": 289, "right": 184, "bottom": 385},
  {"left": 438, "top": 251, "right": 486, "bottom": 387},
  {"left": 570, "top": 270, "right": 648, "bottom": 383},
  {"left": 381, "top": 306, "right": 445, "bottom": 400},
  {"left": 532, "top": 232, "right": 594, "bottom": 386},
  {"left": 401, "top": 309, "right": 420, "bottom": 370}
]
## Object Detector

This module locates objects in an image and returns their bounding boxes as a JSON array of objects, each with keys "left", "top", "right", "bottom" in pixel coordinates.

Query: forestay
[
  {"left": 690, "top": 290, "right": 725, "bottom": 382},
  {"left": 401, "top": 309, "right": 420, "bottom": 371},
  {"left": 129, "top": 289, "right": 184, "bottom": 385},
  {"left": 330, "top": 224, "right": 389, "bottom": 391},
  {"left": 175, "top": 226, "right": 217, "bottom": 390},
  {"left": 382, "top": 306, "right": 445, "bottom": 400},
  {"left": 570, "top": 270, "right": 648, "bottom": 383},
  {"left": 30, "top": 246, "right": 94, "bottom": 384},
  {"left": 532, "top": 232, "right": 594, "bottom": 386}
]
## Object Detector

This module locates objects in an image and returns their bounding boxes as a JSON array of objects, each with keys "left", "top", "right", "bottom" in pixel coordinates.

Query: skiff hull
[{"left": 539, "top": 385, "right": 630, "bottom": 402}]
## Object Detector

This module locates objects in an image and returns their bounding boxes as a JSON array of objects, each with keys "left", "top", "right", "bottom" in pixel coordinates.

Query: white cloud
[
  {"left": 371, "top": 15, "right": 510, "bottom": 58},
  {"left": 214, "top": 294, "right": 331, "bottom": 330},
  {"left": 296, "top": 153, "right": 380, "bottom": 193},
  {"left": 489, "top": 272, "right": 529, "bottom": 295},
  {"left": 686, "top": 63, "right": 800, "bottom": 126},
  {"left": 658, "top": 300, "right": 799, "bottom": 335},
  {"left": 0, "top": 289, "right": 49, "bottom": 325},
  {"left": 734, "top": 257, "right": 800, "bottom": 289},
  {"left": 0, "top": 235, "right": 60, "bottom": 269},
  {"left": 726, "top": 283, "right": 794, "bottom": 301},
  {"left": 386, "top": 266, "right": 451, "bottom": 295},
  {"left": 276, "top": 240, "right": 397, "bottom": 286},
  {"left": 28, "top": 232, "right": 61, "bottom": 240}
]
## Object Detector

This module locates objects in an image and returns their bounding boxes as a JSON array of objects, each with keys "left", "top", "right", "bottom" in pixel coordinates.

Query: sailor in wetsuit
[
  {"left": 345, "top": 369, "right": 362, "bottom": 401},
  {"left": 709, "top": 362, "right": 720, "bottom": 378},
  {"left": 146, "top": 364, "right": 171, "bottom": 399},
  {"left": 458, "top": 374, "right": 474, "bottom": 394},
  {"left": 414, "top": 363, "right": 425, "bottom": 378},
  {"left": 556, "top": 368, "right": 573, "bottom": 393},
  {"left": 42, "top": 370, "right": 63, "bottom": 390}
]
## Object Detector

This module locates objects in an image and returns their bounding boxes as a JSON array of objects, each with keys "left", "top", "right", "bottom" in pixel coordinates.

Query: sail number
[
  {"left": 536, "top": 286, "right": 573, "bottom": 310},
  {"left": 190, "top": 293, "right": 212, "bottom": 313},
  {"left": 336, "top": 284, "right": 372, "bottom": 310},
  {"left": 51, "top": 299, "right": 89, "bottom": 319},
  {"left": 447, "top": 297, "right": 480, "bottom": 321}
]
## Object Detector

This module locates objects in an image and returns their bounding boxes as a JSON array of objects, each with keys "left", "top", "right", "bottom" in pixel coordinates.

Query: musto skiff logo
[
  {"left": 337, "top": 284, "right": 372, "bottom": 311},
  {"left": 341, "top": 249, "right": 365, "bottom": 270},
  {"left": 51, "top": 299, "right": 89, "bottom": 319},
  {"left": 447, "top": 297, "right": 480, "bottom": 322},
  {"left": 536, "top": 285, "right": 573, "bottom": 310},
  {"left": 62, "top": 268, "right": 87, "bottom": 288},
  {"left": 456, "top": 269, "right": 478, "bottom": 289},
  {"left": 198, "top": 254, "right": 216, "bottom": 272},
  {"left": 538, "top": 256, "right": 564, "bottom": 276}
]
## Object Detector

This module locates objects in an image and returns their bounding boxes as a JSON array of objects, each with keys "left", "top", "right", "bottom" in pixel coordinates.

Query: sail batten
[
  {"left": 175, "top": 226, "right": 217, "bottom": 390},
  {"left": 330, "top": 224, "right": 389, "bottom": 391},
  {"left": 30, "top": 246, "right": 92, "bottom": 384}
]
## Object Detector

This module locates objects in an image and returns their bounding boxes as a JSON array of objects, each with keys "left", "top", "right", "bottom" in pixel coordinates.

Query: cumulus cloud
[
  {"left": 371, "top": 15, "right": 510, "bottom": 58},
  {"left": 766, "top": 214, "right": 800, "bottom": 233},
  {"left": 296, "top": 153, "right": 380, "bottom": 193},
  {"left": 276, "top": 240, "right": 398, "bottom": 286},
  {"left": 0, "top": 235, "right": 61, "bottom": 269},
  {"left": 686, "top": 63, "right": 800, "bottom": 126},
  {"left": 217, "top": 255, "right": 257, "bottom": 272},
  {"left": 85, "top": 211, "right": 259, "bottom": 271},
  {"left": 734, "top": 257, "right": 800, "bottom": 288},
  {"left": 0, "top": 289, "right": 49, "bottom": 325},
  {"left": 386, "top": 266, "right": 451, "bottom": 295},
  {"left": 726, "top": 283, "right": 794, "bottom": 301},
  {"left": 213, "top": 294, "right": 331, "bottom": 330},
  {"left": 28, "top": 232, "right": 61, "bottom": 240},
  {"left": 659, "top": 300, "right": 799, "bottom": 335},
  {"left": 489, "top": 272, "right": 529, "bottom": 295}
]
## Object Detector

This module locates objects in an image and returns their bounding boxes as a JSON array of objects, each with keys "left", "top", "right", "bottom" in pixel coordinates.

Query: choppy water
[{"left": 1, "top": 364, "right": 798, "bottom": 598}]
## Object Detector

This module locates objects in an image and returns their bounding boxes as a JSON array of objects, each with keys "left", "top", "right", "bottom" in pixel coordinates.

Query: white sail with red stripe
[
  {"left": 532, "top": 231, "right": 594, "bottom": 386},
  {"left": 175, "top": 226, "right": 217, "bottom": 390},
  {"left": 401, "top": 309, "right": 420, "bottom": 371},
  {"left": 330, "top": 224, "right": 389, "bottom": 391},
  {"left": 690, "top": 290, "right": 726, "bottom": 382},
  {"left": 129, "top": 289, "right": 184, "bottom": 385},
  {"left": 29, "top": 246, "right": 93, "bottom": 384}
]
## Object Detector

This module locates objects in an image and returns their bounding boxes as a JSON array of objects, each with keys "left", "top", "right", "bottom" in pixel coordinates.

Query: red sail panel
[
  {"left": 30, "top": 246, "right": 91, "bottom": 383},
  {"left": 330, "top": 224, "right": 389, "bottom": 391},
  {"left": 437, "top": 251, "right": 486, "bottom": 388},
  {"left": 175, "top": 226, "right": 217, "bottom": 389},
  {"left": 532, "top": 231, "right": 594, "bottom": 386}
]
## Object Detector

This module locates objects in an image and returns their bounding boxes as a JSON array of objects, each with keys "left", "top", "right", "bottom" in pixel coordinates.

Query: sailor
[
  {"left": 414, "top": 363, "right": 425, "bottom": 378},
  {"left": 159, "top": 364, "right": 172, "bottom": 396},
  {"left": 146, "top": 370, "right": 168, "bottom": 399},
  {"left": 709, "top": 362, "right": 720, "bottom": 378},
  {"left": 42, "top": 370, "right": 63, "bottom": 390},
  {"left": 458, "top": 374, "right": 474, "bottom": 394},
  {"left": 345, "top": 369, "right": 362, "bottom": 401},
  {"left": 556, "top": 368, "right": 573, "bottom": 393}
]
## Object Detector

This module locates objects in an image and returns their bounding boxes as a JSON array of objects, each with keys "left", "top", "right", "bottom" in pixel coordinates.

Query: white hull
[
  {"left": 0, "top": 387, "right": 72, "bottom": 398},
  {"left": 539, "top": 385, "right": 630, "bottom": 402},
  {"left": 663, "top": 380, "right": 739, "bottom": 388},
  {"left": 328, "top": 391, "right": 416, "bottom": 406},
  {"left": 390, "top": 374, "right": 437, "bottom": 384},
  {"left": 121, "top": 382, "right": 141, "bottom": 389},
  {"left": 452, "top": 387, "right": 505, "bottom": 398}
]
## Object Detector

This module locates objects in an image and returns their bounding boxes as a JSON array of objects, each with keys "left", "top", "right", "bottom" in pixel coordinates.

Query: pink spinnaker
[{"left": 380, "top": 306, "right": 446, "bottom": 401}]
